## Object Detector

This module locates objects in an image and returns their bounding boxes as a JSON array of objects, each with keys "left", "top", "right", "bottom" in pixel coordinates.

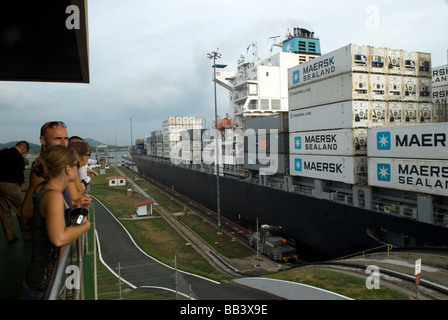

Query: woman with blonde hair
[{"left": 20, "top": 145, "right": 91, "bottom": 300}]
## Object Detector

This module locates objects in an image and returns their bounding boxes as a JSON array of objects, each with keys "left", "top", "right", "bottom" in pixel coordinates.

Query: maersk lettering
[
  {"left": 302, "top": 57, "right": 336, "bottom": 81},
  {"left": 303, "top": 161, "right": 343, "bottom": 173},
  {"left": 398, "top": 176, "right": 448, "bottom": 190},
  {"left": 305, "top": 143, "right": 338, "bottom": 151},
  {"left": 395, "top": 133, "right": 447, "bottom": 147},
  {"left": 304, "top": 134, "right": 337, "bottom": 143},
  {"left": 398, "top": 164, "right": 448, "bottom": 178}
]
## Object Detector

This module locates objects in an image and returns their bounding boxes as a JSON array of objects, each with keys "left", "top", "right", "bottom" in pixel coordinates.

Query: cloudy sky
[{"left": 1, "top": 0, "right": 448, "bottom": 146}]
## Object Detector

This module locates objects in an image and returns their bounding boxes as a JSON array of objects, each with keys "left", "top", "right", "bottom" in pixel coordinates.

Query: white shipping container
[
  {"left": 386, "top": 48, "right": 403, "bottom": 75},
  {"left": 289, "top": 129, "right": 367, "bottom": 156},
  {"left": 419, "top": 103, "right": 435, "bottom": 123},
  {"left": 434, "top": 104, "right": 448, "bottom": 123},
  {"left": 369, "top": 47, "right": 387, "bottom": 74},
  {"left": 367, "top": 122, "right": 448, "bottom": 159},
  {"left": 387, "top": 102, "right": 403, "bottom": 125},
  {"left": 288, "top": 44, "right": 370, "bottom": 88},
  {"left": 402, "top": 51, "right": 430, "bottom": 77},
  {"left": 289, "top": 101, "right": 371, "bottom": 132},
  {"left": 370, "top": 74, "right": 387, "bottom": 100},
  {"left": 290, "top": 154, "right": 367, "bottom": 184},
  {"left": 289, "top": 73, "right": 370, "bottom": 109},
  {"left": 402, "top": 103, "right": 419, "bottom": 124},
  {"left": 432, "top": 64, "right": 448, "bottom": 88},
  {"left": 432, "top": 85, "right": 448, "bottom": 105},
  {"left": 367, "top": 157, "right": 448, "bottom": 196},
  {"left": 418, "top": 77, "right": 431, "bottom": 102},
  {"left": 386, "top": 75, "right": 403, "bottom": 99},
  {"left": 370, "top": 102, "right": 388, "bottom": 126},
  {"left": 403, "top": 77, "right": 418, "bottom": 101}
]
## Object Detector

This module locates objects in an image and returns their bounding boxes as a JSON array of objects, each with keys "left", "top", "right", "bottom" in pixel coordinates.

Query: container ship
[{"left": 131, "top": 28, "right": 448, "bottom": 259}]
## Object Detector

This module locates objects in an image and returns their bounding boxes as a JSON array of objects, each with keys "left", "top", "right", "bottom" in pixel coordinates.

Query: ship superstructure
[
  {"left": 214, "top": 28, "right": 321, "bottom": 129},
  {"left": 131, "top": 28, "right": 448, "bottom": 259}
]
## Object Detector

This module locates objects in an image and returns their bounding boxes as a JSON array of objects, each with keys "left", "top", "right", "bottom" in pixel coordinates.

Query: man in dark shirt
[{"left": 0, "top": 141, "right": 29, "bottom": 243}]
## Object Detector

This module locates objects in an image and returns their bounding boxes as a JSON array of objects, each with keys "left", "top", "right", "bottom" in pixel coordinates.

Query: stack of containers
[
  {"left": 367, "top": 122, "right": 448, "bottom": 197},
  {"left": 180, "top": 128, "right": 205, "bottom": 163},
  {"left": 146, "top": 130, "right": 162, "bottom": 156},
  {"left": 161, "top": 116, "right": 203, "bottom": 159},
  {"left": 287, "top": 44, "right": 434, "bottom": 185},
  {"left": 135, "top": 139, "right": 145, "bottom": 155},
  {"left": 432, "top": 63, "right": 448, "bottom": 122},
  {"left": 243, "top": 113, "right": 289, "bottom": 174}
]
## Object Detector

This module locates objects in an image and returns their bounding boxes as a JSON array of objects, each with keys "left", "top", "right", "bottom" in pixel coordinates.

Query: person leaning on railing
[{"left": 20, "top": 145, "right": 91, "bottom": 300}]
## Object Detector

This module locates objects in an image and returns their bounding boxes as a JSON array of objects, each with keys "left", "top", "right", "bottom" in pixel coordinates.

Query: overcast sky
[{"left": 1, "top": 0, "right": 448, "bottom": 146}]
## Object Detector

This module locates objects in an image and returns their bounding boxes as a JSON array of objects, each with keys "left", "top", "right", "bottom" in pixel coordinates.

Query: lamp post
[
  {"left": 129, "top": 117, "right": 134, "bottom": 176},
  {"left": 207, "top": 49, "right": 227, "bottom": 233}
]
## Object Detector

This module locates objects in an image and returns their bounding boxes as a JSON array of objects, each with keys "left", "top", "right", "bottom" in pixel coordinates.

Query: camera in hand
[{"left": 65, "top": 207, "right": 89, "bottom": 226}]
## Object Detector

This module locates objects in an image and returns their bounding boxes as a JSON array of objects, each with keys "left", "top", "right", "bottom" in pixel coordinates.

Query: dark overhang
[{"left": 0, "top": 0, "right": 89, "bottom": 83}]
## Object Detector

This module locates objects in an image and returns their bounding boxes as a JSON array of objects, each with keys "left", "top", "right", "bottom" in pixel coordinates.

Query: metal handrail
[
  {"left": 42, "top": 204, "right": 93, "bottom": 300},
  {"left": 328, "top": 243, "right": 393, "bottom": 262},
  {"left": 42, "top": 233, "right": 86, "bottom": 300}
]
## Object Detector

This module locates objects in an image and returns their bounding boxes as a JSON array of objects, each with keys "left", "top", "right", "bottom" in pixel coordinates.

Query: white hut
[{"left": 134, "top": 199, "right": 155, "bottom": 217}]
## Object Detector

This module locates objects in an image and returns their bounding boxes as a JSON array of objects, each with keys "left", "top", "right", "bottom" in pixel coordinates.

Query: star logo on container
[
  {"left": 294, "top": 158, "right": 302, "bottom": 172},
  {"left": 377, "top": 132, "right": 391, "bottom": 150},
  {"left": 294, "top": 136, "right": 302, "bottom": 149},
  {"left": 293, "top": 70, "right": 300, "bottom": 84},
  {"left": 377, "top": 163, "right": 391, "bottom": 182}
]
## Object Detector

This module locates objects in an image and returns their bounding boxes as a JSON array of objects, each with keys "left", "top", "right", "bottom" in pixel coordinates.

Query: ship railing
[
  {"left": 433, "top": 211, "right": 448, "bottom": 227},
  {"left": 329, "top": 244, "right": 393, "bottom": 262},
  {"left": 41, "top": 233, "right": 87, "bottom": 300},
  {"left": 293, "top": 185, "right": 314, "bottom": 196}
]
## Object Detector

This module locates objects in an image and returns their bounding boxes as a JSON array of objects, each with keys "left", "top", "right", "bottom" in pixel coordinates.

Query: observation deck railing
[{"left": 42, "top": 204, "right": 95, "bottom": 300}]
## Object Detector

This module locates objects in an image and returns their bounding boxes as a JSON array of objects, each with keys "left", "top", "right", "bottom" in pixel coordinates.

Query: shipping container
[
  {"left": 367, "top": 157, "right": 448, "bottom": 196},
  {"left": 418, "top": 77, "right": 432, "bottom": 102},
  {"left": 387, "top": 75, "right": 403, "bottom": 99},
  {"left": 244, "top": 153, "right": 288, "bottom": 175},
  {"left": 432, "top": 64, "right": 448, "bottom": 88},
  {"left": 289, "top": 101, "right": 371, "bottom": 132},
  {"left": 370, "top": 102, "right": 388, "bottom": 126},
  {"left": 403, "top": 77, "right": 418, "bottom": 101},
  {"left": 386, "top": 48, "right": 403, "bottom": 75},
  {"left": 290, "top": 154, "right": 367, "bottom": 184},
  {"left": 432, "top": 85, "right": 448, "bottom": 105},
  {"left": 370, "top": 74, "right": 387, "bottom": 100},
  {"left": 243, "top": 112, "right": 289, "bottom": 133},
  {"left": 419, "top": 103, "right": 435, "bottom": 123},
  {"left": 369, "top": 47, "right": 387, "bottom": 74},
  {"left": 289, "top": 129, "right": 367, "bottom": 156},
  {"left": 387, "top": 102, "right": 403, "bottom": 125},
  {"left": 244, "top": 132, "right": 289, "bottom": 154},
  {"left": 367, "top": 122, "right": 448, "bottom": 159},
  {"left": 402, "top": 51, "right": 431, "bottom": 78},
  {"left": 434, "top": 104, "right": 448, "bottom": 123},
  {"left": 402, "top": 103, "right": 419, "bottom": 124},
  {"left": 288, "top": 44, "right": 371, "bottom": 88},
  {"left": 289, "top": 72, "right": 370, "bottom": 109}
]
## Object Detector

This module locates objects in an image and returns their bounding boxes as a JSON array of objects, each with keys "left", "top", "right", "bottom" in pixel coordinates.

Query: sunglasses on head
[{"left": 40, "top": 121, "right": 67, "bottom": 136}]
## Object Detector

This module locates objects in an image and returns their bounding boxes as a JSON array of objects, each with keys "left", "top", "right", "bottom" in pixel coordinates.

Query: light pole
[
  {"left": 129, "top": 117, "right": 134, "bottom": 176},
  {"left": 207, "top": 49, "right": 227, "bottom": 233}
]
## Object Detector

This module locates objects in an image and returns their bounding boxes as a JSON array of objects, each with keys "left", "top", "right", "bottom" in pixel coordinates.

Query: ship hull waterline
[{"left": 132, "top": 155, "right": 448, "bottom": 260}]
